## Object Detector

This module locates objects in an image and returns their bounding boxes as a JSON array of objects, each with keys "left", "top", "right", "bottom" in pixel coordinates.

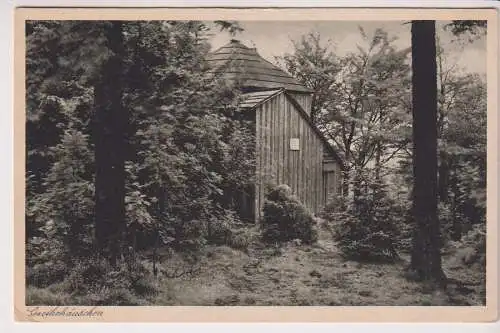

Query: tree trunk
[
  {"left": 409, "top": 20, "right": 446, "bottom": 285},
  {"left": 94, "top": 21, "right": 126, "bottom": 266}
]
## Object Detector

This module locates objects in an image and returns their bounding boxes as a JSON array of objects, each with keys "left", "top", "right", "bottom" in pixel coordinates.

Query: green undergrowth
[{"left": 27, "top": 224, "right": 485, "bottom": 306}]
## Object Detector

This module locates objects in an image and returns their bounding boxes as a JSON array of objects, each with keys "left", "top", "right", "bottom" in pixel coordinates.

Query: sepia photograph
[{"left": 14, "top": 6, "right": 498, "bottom": 322}]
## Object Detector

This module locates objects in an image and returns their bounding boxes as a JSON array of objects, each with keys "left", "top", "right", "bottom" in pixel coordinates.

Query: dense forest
[{"left": 26, "top": 20, "right": 487, "bottom": 306}]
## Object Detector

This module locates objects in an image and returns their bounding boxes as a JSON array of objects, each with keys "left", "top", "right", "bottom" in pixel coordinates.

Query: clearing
[{"left": 152, "top": 229, "right": 485, "bottom": 306}]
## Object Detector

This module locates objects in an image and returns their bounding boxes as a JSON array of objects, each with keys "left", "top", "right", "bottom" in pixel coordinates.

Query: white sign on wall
[{"left": 290, "top": 138, "right": 300, "bottom": 151}]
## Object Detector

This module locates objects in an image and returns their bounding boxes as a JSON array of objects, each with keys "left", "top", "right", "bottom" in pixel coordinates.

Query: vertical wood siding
[
  {"left": 288, "top": 92, "right": 313, "bottom": 117},
  {"left": 255, "top": 92, "right": 335, "bottom": 220},
  {"left": 255, "top": 108, "right": 261, "bottom": 220}
]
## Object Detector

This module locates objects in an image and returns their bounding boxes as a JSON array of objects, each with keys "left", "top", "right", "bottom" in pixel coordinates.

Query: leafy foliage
[
  {"left": 27, "top": 128, "right": 95, "bottom": 259},
  {"left": 326, "top": 178, "right": 405, "bottom": 262},
  {"left": 25, "top": 19, "right": 487, "bottom": 303},
  {"left": 435, "top": 44, "right": 487, "bottom": 241},
  {"left": 280, "top": 26, "right": 486, "bottom": 270},
  {"left": 445, "top": 222, "right": 486, "bottom": 302},
  {"left": 277, "top": 28, "right": 412, "bottom": 198},
  {"left": 25, "top": 20, "right": 254, "bottom": 299},
  {"left": 277, "top": 32, "right": 341, "bottom": 123},
  {"left": 261, "top": 185, "right": 318, "bottom": 245},
  {"left": 445, "top": 20, "right": 487, "bottom": 39},
  {"left": 27, "top": 254, "right": 158, "bottom": 306}
]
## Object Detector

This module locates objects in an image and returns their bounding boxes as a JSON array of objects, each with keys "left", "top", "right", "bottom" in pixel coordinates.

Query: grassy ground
[
  {"left": 151, "top": 229, "right": 485, "bottom": 306},
  {"left": 27, "top": 225, "right": 485, "bottom": 306}
]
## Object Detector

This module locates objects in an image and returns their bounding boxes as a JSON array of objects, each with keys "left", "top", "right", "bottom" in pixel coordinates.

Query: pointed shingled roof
[
  {"left": 238, "top": 89, "right": 284, "bottom": 108},
  {"left": 206, "top": 39, "right": 313, "bottom": 93}
]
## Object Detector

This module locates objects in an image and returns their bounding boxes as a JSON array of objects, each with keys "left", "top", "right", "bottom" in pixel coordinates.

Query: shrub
[
  {"left": 447, "top": 223, "right": 486, "bottom": 267},
  {"left": 26, "top": 283, "right": 142, "bottom": 306},
  {"left": 132, "top": 275, "right": 159, "bottom": 297},
  {"left": 229, "top": 228, "right": 253, "bottom": 251},
  {"left": 26, "top": 260, "right": 68, "bottom": 288},
  {"left": 261, "top": 185, "right": 318, "bottom": 245},
  {"left": 25, "top": 221, "right": 70, "bottom": 288},
  {"left": 205, "top": 210, "right": 256, "bottom": 251},
  {"left": 57, "top": 254, "right": 158, "bottom": 305},
  {"left": 65, "top": 257, "right": 113, "bottom": 295},
  {"left": 26, "top": 286, "right": 70, "bottom": 306},
  {"left": 206, "top": 213, "right": 235, "bottom": 246},
  {"left": 83, "top": 287, "right": 142, "bottom": 306},
  {"left": 439, "top": 202, "right": 472, "bottom": 244},
  {"left": 329, "top": 183, "right": 403, "bottom": 262}
]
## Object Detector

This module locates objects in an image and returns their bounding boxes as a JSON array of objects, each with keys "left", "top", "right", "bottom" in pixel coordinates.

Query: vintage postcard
[{"left": 13, "top": 6, "right": 499, "bottom": 322}]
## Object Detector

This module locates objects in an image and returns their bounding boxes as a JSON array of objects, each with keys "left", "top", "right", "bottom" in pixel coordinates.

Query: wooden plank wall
[
  {"left": 255, "top": 91, "right": 333, "bottom": 221},
  {"left": 287, "top": 92, "right": 312, "bottom": 117}
]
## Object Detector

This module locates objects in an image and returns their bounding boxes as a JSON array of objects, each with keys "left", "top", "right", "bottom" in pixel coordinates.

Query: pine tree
[
  {"left": 26, "top": 19, "right": 252, "bottom": 269},
  {"left": 93, "top": 21, "right": 127, "bottom": 265},
  {"left": 409, "top": 20, "right": 446, "bottom": 284}
]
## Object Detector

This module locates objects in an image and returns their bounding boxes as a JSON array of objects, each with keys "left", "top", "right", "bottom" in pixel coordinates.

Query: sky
[{"left": 207, "top": 21, "right": 486, "bottom": 75}]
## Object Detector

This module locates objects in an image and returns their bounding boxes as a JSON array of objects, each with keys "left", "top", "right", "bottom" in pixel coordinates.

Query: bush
[
  {"left": 439, "top": 202, "right": 472, "bottom": 244},
  {"left": 26, "top": 260, "right": 68, "bottom": 288},
  {"left": 261, "top": 185, "right": 318, "bottom": 245},
  {"left": 83, "top": 286, "right": 142, "bottom": 306},
  {"left": 26, "top": 286, "right": 70, "bottom": 306},
  {"left": 206, "top": 211, "right": 255, "bottom": 251},
  {"left": 328, "top": 183, "right": 403, "bottom": 262},
  {"left": 25, "top": 221, "right": 70, "bottom": 288},
  {"left": 229, "top": 227, "right": 255, "bottom": 251},
  {"left": 27, "top": 254, "right": 159, "bottom": 306},
  {"left": 206, "top": 213, "right": 235, "bottom": 246},
  {"left": 65, "top": 258, "right": 114, "bottom": 295},
  {"left": 447, "top": 223, "right": 486, "bottom": 267}
]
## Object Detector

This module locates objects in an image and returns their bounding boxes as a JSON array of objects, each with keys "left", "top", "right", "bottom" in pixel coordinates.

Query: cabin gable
[
  {"left": 207, "top": 39, "right": 343, "bottom": 222},
  {"left": 252, "top": 90, "right": 342, "bottom": 220}
]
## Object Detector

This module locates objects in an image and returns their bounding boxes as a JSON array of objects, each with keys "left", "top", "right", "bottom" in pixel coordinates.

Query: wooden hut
[{"left": 207, "top": 39, "right": 344, "bottom": 221}]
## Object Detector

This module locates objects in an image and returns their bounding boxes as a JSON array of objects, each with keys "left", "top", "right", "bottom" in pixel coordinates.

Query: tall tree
[
  {"left": 409, "top": 20, "right": 446, "bottom": 283},
  {"left": 93, "top": 21, "right": 127, "bottom": 265},
  {"left": 279, "top": 29, "right": 411, "bottom": 199},
  {"left": 446, "top": 20, "right": 487, "bottom": 40},
  {"left": 435, "top": 36, "right": 487, "bottom": 239},
  {"left": 26, "top": 20, "right": 249, "bottom": 261},
  {"left": 278, "top": 32, "right": 341, "bottom": 124}
]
